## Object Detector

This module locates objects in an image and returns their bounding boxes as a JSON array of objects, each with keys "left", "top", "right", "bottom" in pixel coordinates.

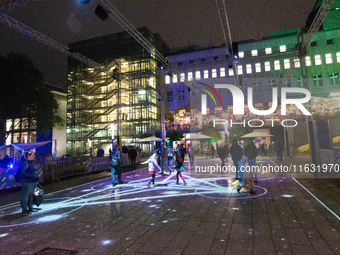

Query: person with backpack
[
  {"left": 141, "top": 153, "right": 161, "bottom": 188},
  {"left": 110, "top": 144, "right": 127, "bottom": 186},
  {"left": 19, "top": 151, "right": 39, "bottom": 216}
]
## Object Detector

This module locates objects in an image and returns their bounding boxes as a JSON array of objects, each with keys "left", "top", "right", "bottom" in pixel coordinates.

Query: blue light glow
[
  {"left": 37, "top": 215, "right": 63, "bottom": 222},
  {"left": 101, "top": 240, "right": 112, "bottom": 245}
]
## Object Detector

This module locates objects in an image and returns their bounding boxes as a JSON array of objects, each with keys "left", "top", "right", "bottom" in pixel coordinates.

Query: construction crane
[{"left": 215, "top": 0, "right": 239, "bottom": 87}]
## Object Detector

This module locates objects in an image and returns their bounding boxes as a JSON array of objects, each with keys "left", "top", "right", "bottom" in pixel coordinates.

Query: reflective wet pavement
[{"left": 1, "top": 157, "right": 340, "bottom": 254}]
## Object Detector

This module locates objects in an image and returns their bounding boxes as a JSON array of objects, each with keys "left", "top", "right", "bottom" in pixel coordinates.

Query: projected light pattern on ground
[{"left": 0, "top": 163, "right": 267, "bottom": 228}]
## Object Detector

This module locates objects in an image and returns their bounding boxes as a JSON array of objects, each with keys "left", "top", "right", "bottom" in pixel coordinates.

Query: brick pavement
[{"left": 0, "top": 156, "right": 339, "bottom": 255}]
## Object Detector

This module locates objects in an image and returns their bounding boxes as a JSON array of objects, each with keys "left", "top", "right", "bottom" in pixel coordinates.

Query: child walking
[
  {"left": 141, "top": 153, "right": 161, "bottom": 188},
  {"left": 174, "top": 152, "right": 187, "bottom": 185}
]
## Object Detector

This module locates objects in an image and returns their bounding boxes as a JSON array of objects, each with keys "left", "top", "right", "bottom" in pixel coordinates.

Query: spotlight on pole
[{"left": 95, "top": 4, "right": 109, "bottom": 21}]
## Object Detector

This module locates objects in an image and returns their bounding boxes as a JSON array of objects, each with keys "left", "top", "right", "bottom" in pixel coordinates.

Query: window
[
  {"left": 280, "top": 45, "right": 286, "bottom": 52},
  {"left": 315, "top": 55, "right": 322, "bottom": 65},
  {"left": 180, "top": 73, "right": 185, "bottom": 82},
  {"left": 237, "top": 65, "right": 243, "bottom": 75},
  {"left": 212, "top": 69, "right": 217, "bottom": 78},
  {"left": 240, "top": 82, "right": 247, "bottom": 94},
  {"left": 189, "top": 60, "right": 194, "bottom": 64},
  {"left": 178, "top": 90, "right": 185, "bottom": 100},
  {"left": 195, "top": 71, "right": 201, "bottom": 80},
  {"left": 337, "top": 52, "right": 340, "bottom": 63},
  {"left": 203, "top": 70, "right": 209, "bottom": 79},
  {"left": 284, "top": 59, "right": 290, "bottom": 69},
  {"left": 327, "top": 39, "right": 333, "bottom": 45},
  {"left": 251, "top": 49, "right": 258, "bottom": 56},
  {"left": 201, "top": 58, "right": 205, "bottom": 63},
  {"left": 265, "top": 48, "right": 272, "bottom": 54},
  {"left": 313, "top": 74, "right": 323, "bottom": 87},
  {"left": 246, "top": 64, "right": 252, "bottom": 74},
  {"left": 220, "top": 67, "right": 226, "bottom": 77},
  {"left": 325, "top": 53, "right": 333, "bottom": 64},
  {"left": 255, "top": 63, "right": 261, "bottom": 73},
  {"left": 188, "top": 72, "right": 193, "bottom": 81},
  {"left": 294, "top": 58, "right": 300, "bottom": 68},
  {"left": 239, "top": 51, "right": 244, "bottom": 58},
  {"left": 297, "top": 76, "right": 303, "bottom": 88},
  {"left": 305, "top": 56, "right": 311, "bottom": 66},
  {"left": 264, "top": 61, "right": 271, "bottom": 71},
  {"left": 274, "top": 60, "right": 280, "bottom": 70},
  {"left": 286, "top": 78, "right": 291, "bottom": 87},
  {"left": 311, "top": 41, "right": 317, "bottom": 47},
  {"left": 268, "top": 79, "right": 275, "bottom": 91},
  {"left": 228, "top": 68, "right": 234, "bottom": 76},
  {"left": 329, "top": 72, "right": 339, "bottom": 86},
  {"left": 173, "top": 74, "right": 178, "bottom": 83},
  {"left": 253, "top": 81, "right": 261, "bottom": 93},
  {"left": 178, "top": 62, "right": 182, "bottom": 67},
  {"left": 213, "top": 56, "right": 218, "bottom": 60},
  {"left": 167, "top": 91, "right": 173, "bottom": 102},
  {"left": 165, "top": 75, "right": 170, "bottom": 84}
]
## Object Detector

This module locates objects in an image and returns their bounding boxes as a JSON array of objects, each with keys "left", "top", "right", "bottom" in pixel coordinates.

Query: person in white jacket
[{"left": 141, "top": 153, "right": 161, "bottom": 188}]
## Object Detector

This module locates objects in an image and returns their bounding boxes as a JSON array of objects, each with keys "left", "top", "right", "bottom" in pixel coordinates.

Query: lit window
[
  {"left": 280, "top": 45, "right": 286, "bottom": 52},
  {"left": 173, "top": 74, "right": 178, "bottom": 83},
  {"left": 220, "top": 68, "right": 226, "bottom": 77},
  {"left": 180, "top": 73, "right": 185, "bottom": 82},
  {"left": 228, "top": 68, "right": 234, "bottom": 76},
  {"left": 188, "top": 72, "right": 193, "bottom": 81},
  {"left": 294, "top": 58, "right": 300, "bottom": 68},
  {"left": 212, "top": 69, "right": 217, "bottom": 78},
  {"left": 264, "top": 61, "right": 271, "bottom": 71},
  {"left": 204, "top": 70, "right": 209, "bottom": 79},
  {"left": 315, "top": 55, "right": 322, "bottom": 65},
  {"left": 274, "top": 60, "right": 280, "bottom": 70},
  {"left": 251, "top": 49, "right": 258, "bottom": 56},
  {"left": 237, "top": 65, "right": 243, "bottom": 75},
  {"left": 253, "top": 81, "right": 261, "bottom": 93},
  {"left": 239, "top": 51, "right": 244, "bottom": 58},
  {"left": 305, "top": 56, "right": 311, "bottom": 66},
  {"left": 165, "top": 75, "right": 170, "bottom": 84},
  {"left": 255, "top": 63, "right": 261, "bottom": 73},
  {"left": 265, "top": 48, "right": 272, "bottom": 54},
  {"left": 284, "top": 59, "right": 290, "bottom": 69},
  {"left": 329, "top": 72, "right": 339, "bottom": 86},
  {"left": 313, "top": 74, "right": 323, "bottom": 87},
  {"left": 246, "top": 64, "right": 252, "bottom": 74},
  {"left": 195, "top": 71, "right": 201, "bottom": 80},
  {"left": 325, "top": 53, "right": 333, "bottom": 64},
  {"left": 337, "top": 52, "right": 340, "bottom": 63}
]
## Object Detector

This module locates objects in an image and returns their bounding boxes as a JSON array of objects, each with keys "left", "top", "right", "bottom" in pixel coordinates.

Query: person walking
[
  {"left": 20, "top": 150, "right": 39, "bottom": 216},
  {"left": 161, "top": 142, "right": 169, "bottom": 174},
  {"left": 229, "top": 139, "right": 243, "bottom": 179},
  {"left": 141, "top": 153, "right": 161, "bottom": 188},
  {"left": 110, "top": 144, "right": 126, "bottom": 186},
  {"left": 210, "top": 145, "right": 215, "bottom": 158},
  {"left": 167, "top": 146, "right": 174, "bottom": 167},
  {"left": 174, "top": 152, "right": 187, "bottom": 185},
  {"left": 187, "top": 143, "right": 195, "bottom": 166},
  {"left": 244, "top": 138, "right": 258, "bottom": 193},
  {"left": 224, "top": 144, "right": 229, "bottom": 162},
  {"left": 275, "top": 139, "right": 283, "bottom": 161},
  {"left": 129, "top": 146, "right": 138, "bottom": 170},
  {"left": 217, "top": 144, "right": 228, "bottom": 167}
]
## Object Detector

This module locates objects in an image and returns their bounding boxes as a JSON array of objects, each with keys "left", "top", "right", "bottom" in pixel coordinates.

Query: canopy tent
[
  {"left": 185, "top": 133, "right": 212, "bottom": 140},
  {"left": 138, "top": 136, "right": 163, "bottom": 142},
  {"left": 241, "top": 132, "right": 273, "bottom": 138},
  {"left": 0, "top": 141, "right": 52, "bottom": 151}
]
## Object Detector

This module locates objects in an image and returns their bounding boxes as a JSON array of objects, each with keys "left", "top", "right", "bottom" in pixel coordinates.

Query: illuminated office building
[{"left": 66, "top": 27, "right": 168, "bottom": 156}]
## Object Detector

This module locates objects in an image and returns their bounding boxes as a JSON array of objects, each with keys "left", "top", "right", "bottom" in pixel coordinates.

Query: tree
[
  {"left": 202, "top": 128, "right": 222, "bottom": 142},
  {"left": 168, "top": 129, "right": 184, "bottom": 141},
  {"left": 0, "top": 53, "right": 64, "bottom": 144},
  {"left": 228, "top": 126, "right": 253, "bottom": 143}
]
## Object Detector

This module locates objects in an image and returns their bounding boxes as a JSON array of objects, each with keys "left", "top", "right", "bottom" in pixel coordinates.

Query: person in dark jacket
[
  {"left": 244, "top": 139, "right": 258, "bottom": 193},
  {"left": 229, "top": 139, "right": 243, "bottom": 178},
  {"left": 20, "top": 151, "right": 39, "bottom": 216},
  {"left": 217, "top": 144, "right": 228, "bottom": 167}
]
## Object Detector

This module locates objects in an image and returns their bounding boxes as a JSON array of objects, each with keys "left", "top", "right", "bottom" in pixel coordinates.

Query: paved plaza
[{"left": 1, "top": 156, "right": 340, "bottom": 254}]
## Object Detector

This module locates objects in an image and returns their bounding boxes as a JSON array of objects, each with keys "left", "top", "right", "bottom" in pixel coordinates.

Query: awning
[
  {"left": 185, "top": 133, "right": 213, "bottom": 140},
  {"left": 0, "top": 141, "right": 52, "bottom": 151},
  {"left": 138, "top": 136, "right": 163, "bottom": 142},
  {"left": 241, "top": 132, "right": 273, "bottom": 138}
]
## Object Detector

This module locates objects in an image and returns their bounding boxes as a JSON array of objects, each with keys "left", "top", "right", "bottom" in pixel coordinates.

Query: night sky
[{"left": 0, "top": 0, "right": 316, "bottom": 89}]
